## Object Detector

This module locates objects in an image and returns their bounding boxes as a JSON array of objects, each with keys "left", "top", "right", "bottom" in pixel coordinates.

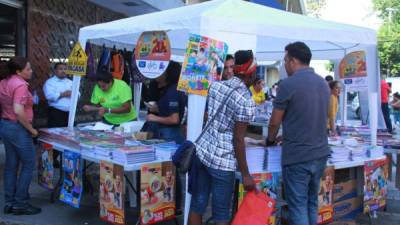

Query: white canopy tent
[{"left": 69, "top": 0, "right": 382, "bottom": 223}]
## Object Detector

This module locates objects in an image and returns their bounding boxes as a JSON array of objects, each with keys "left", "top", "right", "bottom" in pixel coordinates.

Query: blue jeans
[
  {"left": 190, "top": 164, "right": 235, "bottom": 223},
  {"left": 283, "top": 157, "right": 327, "bottom": 225},
  {"left": 158, "top": 126, "right": 184, "bottom": 144},
  {"left": 0, "top": 120, "right": 36, "bottom": 207}
]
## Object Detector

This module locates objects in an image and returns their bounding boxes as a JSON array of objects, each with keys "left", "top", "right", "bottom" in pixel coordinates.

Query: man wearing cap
[
  {"left": 266, "top": 42, "right": 330, "bottom": 225},
  {"left": 189, "top": 50, "right": 257, "bottom": 225}
]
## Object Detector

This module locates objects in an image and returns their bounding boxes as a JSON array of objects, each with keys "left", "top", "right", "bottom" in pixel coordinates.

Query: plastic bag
[{"left": 232, "top": 191, "right": 275, "bottom": 225}]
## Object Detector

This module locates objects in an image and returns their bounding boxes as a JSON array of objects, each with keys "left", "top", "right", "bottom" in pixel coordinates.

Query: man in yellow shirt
[
  {"left": 327, "top": 81, "right": 341, "bottom": 135},
  {"left": 249, "top": 78, "right": 266, "bottom": 105},
  {"left": 83, "top": 69, "right": 137, "bottom": 125}
]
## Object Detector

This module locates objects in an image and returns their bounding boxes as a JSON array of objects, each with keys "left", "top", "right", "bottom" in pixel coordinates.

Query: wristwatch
[
  {"left": 265, "top": 138, "right": 275, "bottom": 146},
  {"left": 108, "top": 108, "right": 111, "bottom": 114}
]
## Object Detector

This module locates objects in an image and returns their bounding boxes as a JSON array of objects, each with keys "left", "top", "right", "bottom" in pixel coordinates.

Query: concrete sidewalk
[{"left": 0, "top": 142, "right": 399, "bottom": 225}]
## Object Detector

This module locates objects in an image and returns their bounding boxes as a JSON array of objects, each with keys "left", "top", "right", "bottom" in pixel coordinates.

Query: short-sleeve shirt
[
  {"left": 91, "top": 79, "right": 137, "bottom": 125},
  {"left": 196, "top": 76, "right": 255, "bottom": 171},
  {"left": 381, "top": 80, "right": 390, "bottom": 103},
  {"left": 273, "top": 68, "right": 330, "bottom": 166},
  {"left": 0, "top": 75, "right": 33, "bottom": 122},
  {"left": 157, "top": 84, "right": 187, "bottom": 127}
]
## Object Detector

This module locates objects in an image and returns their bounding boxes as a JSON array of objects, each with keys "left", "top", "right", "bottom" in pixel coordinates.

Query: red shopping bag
[{"left": 232, "top": 191, "right": 276, "bottom": 225}]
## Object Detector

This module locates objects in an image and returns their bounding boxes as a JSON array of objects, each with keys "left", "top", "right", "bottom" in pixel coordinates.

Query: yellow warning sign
[{"left": 66, "top": 42, "right": 87, "bottom": 76}]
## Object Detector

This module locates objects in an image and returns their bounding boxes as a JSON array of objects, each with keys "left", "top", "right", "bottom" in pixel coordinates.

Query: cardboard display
[
  {"left": 140, "top": 162, "right": 176, "bottom": 225},
  {"left": 59, "top": 150, "right": 83, "bottom": 208},
  {"left": 134, "top": 31, "right": 171, "bottom": 79},
  {"left": 363, "top": 157, "right": 389, "bottom": 213},
  {"left": 318, "top": 166, "right": 335, "bottom": 224},
  {"left": 339, "top": 51, "right": 367, "bottom": 91},
  {"left": 99, "top": 161, "right": 125, "bottom": 225},
  {"left": 37, "top": 142, "right": 55, "bottom": 190}
]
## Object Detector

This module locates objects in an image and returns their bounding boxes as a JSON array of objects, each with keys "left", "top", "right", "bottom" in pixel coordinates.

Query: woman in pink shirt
[{"left": 0, "top": 57, "right": 41, "bottom": 215}]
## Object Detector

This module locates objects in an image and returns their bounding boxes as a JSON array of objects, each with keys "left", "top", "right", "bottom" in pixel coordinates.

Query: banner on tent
[
  {"left": 237, "top": 172, "right": 280, "bottom": 225},
  {"left": 178, "top": 33, "right": 228, "bottom": 96},
  {"left": 66, "top": 42, "right": 88, "bottom": 76},
  {"left": 339, "top": 51, "right": 367, "bottom": 91},
  {"left": 60, "top": 150, "right": 83, "bottom": 208},
  {"left": 37, "top": 142, "right": 55, "bottom": 190},
  {"left": 317, "top": 166, "right": 335, "bottom": 224},
  {"left": 140, "top": 162, "right": 176, "bottom": 225},
  {"left": 134, "top": 31, "right": 171, "bottom": 79},
  {"left": 363, "top": 157, "right": 389, "bottom": 213},
  {"left": 99, "top": 161, "right": 125, "bottom": 225}
]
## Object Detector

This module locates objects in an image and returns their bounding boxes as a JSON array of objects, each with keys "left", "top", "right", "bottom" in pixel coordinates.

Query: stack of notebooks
[
  {"left": 329, "top": 146, "right": 350, "bottom": 163},
  {"left": 39, "top": 127, "right": 80, "bottom": 149},
  {"left": 112, "top": 145, "right": 155, "bottom": 165},
  {"left": 153, "top": 142, "right": 180, "bottom": 160},
  {"left": 265, "top": 146, "right": 282, "bottom": 172},
  {"left": 246, "top": 146, "right": 266, "bottom": 173},
  {"left": 349, "top": 146, "right": 366, "bottom": 161}
]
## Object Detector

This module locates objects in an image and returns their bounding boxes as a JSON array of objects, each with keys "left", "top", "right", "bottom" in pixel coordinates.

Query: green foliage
[
  {"left": 305, "top": 0, "right": 327, "bottom": 18},
  {"left": 373, "top": 0, "right": 400, "bottom": 76},
  {"left": 325, "top": 61, "right": 334, "bottom": 72}
]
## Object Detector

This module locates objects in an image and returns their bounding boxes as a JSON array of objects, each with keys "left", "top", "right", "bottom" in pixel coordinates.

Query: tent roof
[{"left": 79, "top": 0, "right": 376, "bottom": 60}]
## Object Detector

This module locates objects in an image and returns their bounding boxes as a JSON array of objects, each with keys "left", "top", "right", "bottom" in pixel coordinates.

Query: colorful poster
[
  {"left": 59, "top": 150, "right": 82, "bottom": 208},
  {"left": 140, "top": 162, "right": 176, "bottom": 225},
  {"left": 339, "top": 51, "right": 367, "bottom": 91},
  {"left": 177, "top": 33, "right": 228, "bottom": 96},
  {"left": 363, "top": 157, "right": 389, "bottom": 213},
  {"left": 238, "top": 172, "right": 280, "bottom": 225},
  {"left": 37, "top": 142, "right": 55, "bottom": 190},
  {"left": 99, "top": 161, "right": 125, "bottom": 225},
  {"left": 318, "top": 166, "right": 335, "bottom": 224},
  {"left": 134, "top": 31, "right": 171, "bottom": 79}
]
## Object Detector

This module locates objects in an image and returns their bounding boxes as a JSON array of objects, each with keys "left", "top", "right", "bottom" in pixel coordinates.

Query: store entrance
[{"left": 0, "top": 1, "right": 25, "bottom": 60}]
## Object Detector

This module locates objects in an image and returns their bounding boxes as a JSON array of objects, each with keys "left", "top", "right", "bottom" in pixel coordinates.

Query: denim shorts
[{"left": 190, "top": 164, "right": 235, "bottom": 223}]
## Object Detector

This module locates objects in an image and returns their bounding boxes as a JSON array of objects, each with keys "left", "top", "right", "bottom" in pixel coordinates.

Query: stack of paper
[
  {"left": 265, "top": 146, "right": 282, "bottom": 172},
  {"left": 349, "top": 146, "right": 366, "bottom": 161},
  {"left": 153, "top": 142, "right": 180, "bottom": 160},
  {"left": 39, "top": 127, "right": 80, "bottom": 148},
  {"left": 246, "top": 146, "right": 266, "bottom": 173},
  {"left": 79, "top": 143, "right": 96, "bottom": 158},
  {"left": 112, "top": 145, "right": 155, "bottom": 165},
  {"left": 329, "top": 146, "right": 350, "bottom": 163},
  {"left": 368, "top": 146, "right": 384, "bottom": 158}
]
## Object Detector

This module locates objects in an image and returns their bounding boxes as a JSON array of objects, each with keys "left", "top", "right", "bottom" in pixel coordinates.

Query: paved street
[{"left": 0, "top": 142, "right": 399, "bottom": 225}]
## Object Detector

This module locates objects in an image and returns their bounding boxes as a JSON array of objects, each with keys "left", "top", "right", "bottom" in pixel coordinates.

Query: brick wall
[{"left": 27, "top": 0, "right": 124, "bottom": 127}]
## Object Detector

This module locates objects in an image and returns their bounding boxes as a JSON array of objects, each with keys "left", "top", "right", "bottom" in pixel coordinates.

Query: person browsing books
[
  {"left": 83, "top": 68, "right": 137, "bottom": 125},
  {"left": 266, "top": 42, "right": 330, "bottom": 225},
  {"left": 189, "top": 50, "right": 257, "bottom": 225}
]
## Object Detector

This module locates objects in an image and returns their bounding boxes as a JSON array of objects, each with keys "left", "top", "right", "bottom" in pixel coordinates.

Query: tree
[
  {"left": 305, "top": 0, "right": 327, "bottom": 18},
  {"left": 373, "top": 0, "right": 400, "bottom": 77}
]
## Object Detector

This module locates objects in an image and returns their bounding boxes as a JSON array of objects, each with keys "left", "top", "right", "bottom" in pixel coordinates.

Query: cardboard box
[
  {"left": 333, "top": 196, "right": 363, "bottom": 221},
  {"left": 333, "top": 180, "right": 357, "bottom": 203}
]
